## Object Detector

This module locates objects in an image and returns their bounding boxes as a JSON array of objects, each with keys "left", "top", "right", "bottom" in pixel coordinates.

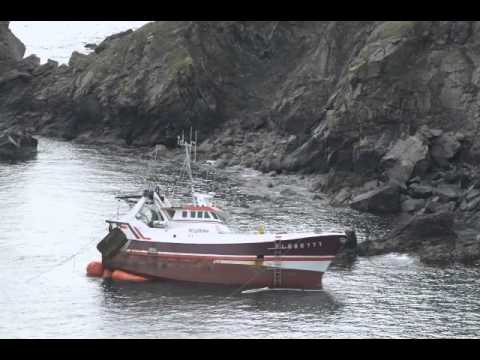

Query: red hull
[{"left": 104, "top": 252, "right": 325, "bottom": 289}]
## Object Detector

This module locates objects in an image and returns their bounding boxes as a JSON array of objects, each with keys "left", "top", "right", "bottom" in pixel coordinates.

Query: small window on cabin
[
  {"left": 182, "top": 211, "right": 188, "bottom": 218},
  {"left": 204, "top": 212, "right": 211, "bottom": 219},
  {"left": 191, "top": 211, "right": 196, "bottom": 218},
  {"left": 197, "top": 211, "right": 203, "bottom": 218},
  {"left": 211, "top": 212, "right": 218, "bottom": 219}
]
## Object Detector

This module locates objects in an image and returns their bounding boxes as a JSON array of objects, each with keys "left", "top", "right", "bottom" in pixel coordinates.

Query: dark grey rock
[
  {"left": 381, "top": 135, "right": 429, "bottom": 185},
  {"left": 408, "top": 183, "right": 434, "bottom": 199},
  {"left": 431, "top": 132, "right": 462, "bottom": 168},
  {"left": 434, "top": 184, "right": 462, "bottom": 202},
  {"left": 331, "top": 187, "right": 352, "bottom": 205},
  {"left": 401, "top": 198, "right": 426, "bottom": 213},
  {"left": 350, "top": 184, "right": 401, "bottom": 213}
]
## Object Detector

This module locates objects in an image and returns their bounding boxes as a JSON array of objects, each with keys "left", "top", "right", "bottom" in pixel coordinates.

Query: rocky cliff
[{"left": 3, "top": 21, "right": 480, "bottom": 264}]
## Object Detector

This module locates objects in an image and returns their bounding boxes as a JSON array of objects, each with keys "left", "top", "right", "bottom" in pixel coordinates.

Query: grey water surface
[{"left": 1, "top": 137, "right": 479, "bottom": 338}]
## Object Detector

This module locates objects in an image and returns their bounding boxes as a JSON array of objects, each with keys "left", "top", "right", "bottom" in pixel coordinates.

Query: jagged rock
[
  {"left": 358, "top": 211, "right": 457, "bottom": 260},
  {"left": 69, "top": 51, "right": 92, "bottom": 72},
  {"left": 331, "top": 187, "right": 351, "bottom": 205},
  {"left": 0, "top": 129, "right": 38, "bottom": 160},
  {"left": 434, "top": 184, "right": 462, "bottom": 202},
  {"left": 0, "top": 69, "right": 32, "bottom": 85},
  {"left": 461, "top": 196, "right": 480, "bottom": 212},
  {"left": 431, "top": 132, "right": 462, "bottom": 168},
  {"left": 408, "top": 183, "right": 434, "bottom": 199},
  {"left": 0, "top": 21, "right": 25, "bottom": 64},
  {"left": 381, "top": 135, "right": 429, "bottom": 185},
  {"left": 425, "top": 198, "right": 456, "bottom": 213},
  {"left": 279, "top": 187, "right": 298, "bottom": 197},
  {"left": 465, "top": 188, "right": 480, "bottom": 200},
  {"left": 350, "top": 184, "right": 400, "bottom": 213},
  {"left": 84, "top": 43, "right": 97, "bottom": 50},
  {"left": 401, "top": 198, "right": 426, "bottom": 213},
  {"left": 418, "top": 125, "right": 443, "bottom": 139},
  {"left": 309, "top": 175, "right": 328, "bottom": 192}
]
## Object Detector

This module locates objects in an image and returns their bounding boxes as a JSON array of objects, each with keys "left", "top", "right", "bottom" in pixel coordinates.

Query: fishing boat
[{"left": 92, "top": 133, "right": 354, "bottom": 289}]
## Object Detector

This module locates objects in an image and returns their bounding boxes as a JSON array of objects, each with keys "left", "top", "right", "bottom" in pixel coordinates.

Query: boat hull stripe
[{"left": 125, "top": 249, "right": 335, "bottom": 261}]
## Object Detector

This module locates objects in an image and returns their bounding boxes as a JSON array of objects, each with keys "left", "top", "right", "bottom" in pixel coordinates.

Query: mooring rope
[{"left": 24, "top": 237, "right": 99, "bottom": 284}]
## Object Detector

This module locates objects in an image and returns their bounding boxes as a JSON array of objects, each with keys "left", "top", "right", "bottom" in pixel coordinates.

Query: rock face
[
  {"left": 0, "top": 21, "right": 25, "bottom": 65},
  {"left": 3, "top": 21, "right": 480, "bottom": 263}
]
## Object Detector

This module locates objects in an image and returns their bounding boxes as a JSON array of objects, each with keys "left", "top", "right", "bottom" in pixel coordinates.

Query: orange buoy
[
  {"left": 102, "top": 268, "right": 113, "bottom": 279},
  {"left": 86, "top": 261, "right": 104, "bottom": 277},
  {"left": 111, "top": 270, "right": 151, "bottom": 282}
]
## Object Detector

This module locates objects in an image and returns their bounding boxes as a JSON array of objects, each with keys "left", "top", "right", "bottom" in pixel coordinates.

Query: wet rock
[
  {"left": 358, "top": 211, "right": 457, "bottom": 259},
  {"left": 214, "top": 158, "right": 228, "bottom": 169},
  {"left": 350, "top": 184, "right": 400, "bottom": 214},
  {"left": 312, "top": 193, "right": 326, "bottom": 200},
  {"left": 279, "top": 187, "right": 297, "bottom": 197},
  {"left": 309, "top": 176, "right": 328, "bottom": 192},
  {"left": 330, "top": 187, "right": 352, "bottom": 205}
]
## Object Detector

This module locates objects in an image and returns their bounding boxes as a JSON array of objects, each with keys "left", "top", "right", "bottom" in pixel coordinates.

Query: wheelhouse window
[
  {"left": 190, "top": 211, "right": 196, "bottom": 218},
  {"left": 204, "top": 212, "right": 211, "bottom": 219},
  {"left": 211, "top": 212, "right": 218, "bottom": 219},
  {"left": 197, "top": 211, "right": 203, "bottom": 218},
  {"left": 182, "top": 211, "right": 188, "bottom": 218}
]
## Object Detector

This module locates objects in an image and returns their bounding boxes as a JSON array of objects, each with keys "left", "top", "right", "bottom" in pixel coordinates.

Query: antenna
[{"left": 194, "top": 130, "right": 197, "bottom": 162}]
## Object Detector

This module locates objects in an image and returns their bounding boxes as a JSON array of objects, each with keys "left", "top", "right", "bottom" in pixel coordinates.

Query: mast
[{"left": 178, "top": 129, "right": 197, "bottom": 202}]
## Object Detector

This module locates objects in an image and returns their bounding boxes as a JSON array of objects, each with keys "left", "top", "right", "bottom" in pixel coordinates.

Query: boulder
[
  {"left": 434, "top": 184, "right": 462, "bottom": 202},
  {"left": 358, "top": 210, "right": 457, "bottom": 258},
  {"left": 401, "top": 198, "right": 426, "bottom": 213},
  {"left": 381, "top": 135, "right": 429, "bottom": 184},
  {"left": 425, "top": 198, "right": 456, "bottom": 213},
  {"left": 330, "top": 187, "right": 352, "bottom": 205},
  {"left": 68, "top": 51, "right": 92, "bottom": 72},
  {"left": 350, "top": 184, "right": 401, "bottom": 213},
  {"left": 408, "top": 183, "right": 434, "bottom": 199},
  {"left": 0, "top": 130, "right": 38, "bottom": 161},
  {"left": 430, "top": 132, "right": 462, "bottom": 168}
]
